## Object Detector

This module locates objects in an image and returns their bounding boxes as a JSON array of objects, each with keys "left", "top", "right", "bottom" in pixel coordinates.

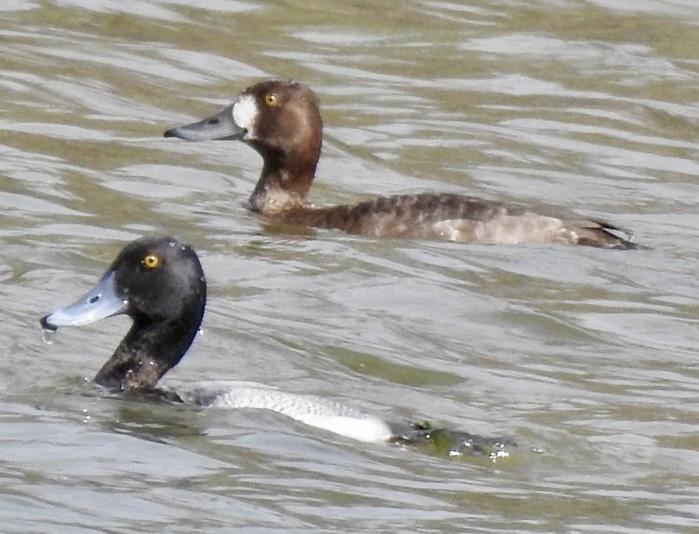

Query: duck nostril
[
  {"left": 206, "top": 118, "right": 220, "bottom": 126},
  {"left": 89, "top": 295, "right": 101, "bottom": 304}
]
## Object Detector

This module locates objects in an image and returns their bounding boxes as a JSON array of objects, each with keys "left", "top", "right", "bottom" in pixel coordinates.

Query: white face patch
[{"left": 232, "top": 94, "right": 258, "bottom": 138}]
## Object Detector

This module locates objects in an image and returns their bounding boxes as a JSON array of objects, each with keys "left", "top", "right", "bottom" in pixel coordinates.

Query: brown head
[{"left": 165, "top": 80, "right": 323, "bottom": 213}]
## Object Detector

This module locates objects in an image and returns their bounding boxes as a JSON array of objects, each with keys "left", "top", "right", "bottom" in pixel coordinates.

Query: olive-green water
[{"left": 1, "top": 1, "right": 698, "bottom": 532}]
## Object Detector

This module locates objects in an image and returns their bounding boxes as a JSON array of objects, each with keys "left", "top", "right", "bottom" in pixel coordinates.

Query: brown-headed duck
[
  {"left": 40, "top": 236, "right": 511, "bottom": 457},
  {"left": 164, "top": 80, "right": 639, "bottom": 249}
]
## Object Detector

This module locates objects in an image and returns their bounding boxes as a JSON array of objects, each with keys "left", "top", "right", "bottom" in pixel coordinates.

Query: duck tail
[
  {"left": 388, "top": 420, "right": 515, "bottom": 460},
  {"left": 578, "top": 221, "right": 646, "bottom": 250}
]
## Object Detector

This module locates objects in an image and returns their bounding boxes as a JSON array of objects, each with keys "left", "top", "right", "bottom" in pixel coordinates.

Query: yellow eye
[
  {"left": 264, "top": 93, "right": 278, "bottom": 106},
  {"left": 142, "top": 253, "right": 160, "bottom": 269}
]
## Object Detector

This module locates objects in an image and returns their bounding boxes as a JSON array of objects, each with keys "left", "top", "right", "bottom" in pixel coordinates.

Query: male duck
[{"left": 41, "top": 237, "right": 511, "bottom": 458}]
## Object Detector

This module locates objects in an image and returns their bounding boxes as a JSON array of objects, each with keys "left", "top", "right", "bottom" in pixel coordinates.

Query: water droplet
[{"left": 41, "top": 327, "right": 56, "bottom": 345}]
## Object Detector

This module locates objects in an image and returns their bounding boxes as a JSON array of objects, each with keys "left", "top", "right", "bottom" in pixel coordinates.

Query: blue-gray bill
[
  {"left": 40, "top": 271, "right": 126, "bottom": 331},
  {"left": 163, "top": 105, "right": 244, "bottom": 141}
]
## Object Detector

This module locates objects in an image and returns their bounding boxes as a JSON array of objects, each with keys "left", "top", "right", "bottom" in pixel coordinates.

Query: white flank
[{"left": 176, "top": 381, "right": 394, "bottom": 443}]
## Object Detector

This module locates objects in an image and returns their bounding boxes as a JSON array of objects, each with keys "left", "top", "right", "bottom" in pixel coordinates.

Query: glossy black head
[{"left": 41, "top": 237, "right": 207, "bottom": 392}]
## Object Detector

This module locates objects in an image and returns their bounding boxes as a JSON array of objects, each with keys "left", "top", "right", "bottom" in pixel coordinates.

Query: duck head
[{"left": 41, "top": 237, "right": 206, "bottom": 392}]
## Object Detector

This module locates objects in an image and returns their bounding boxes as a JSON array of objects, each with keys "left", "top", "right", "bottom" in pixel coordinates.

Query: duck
[
  {"left": 164, "top": 80, "right": 639, "bottom": 249},
  {"left": 40, "top": 236, "right": 511, "bottom": 458}
]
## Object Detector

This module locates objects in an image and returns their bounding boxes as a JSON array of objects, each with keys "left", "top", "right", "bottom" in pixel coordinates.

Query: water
[
  {"left": 40, "top": 327, "right": 55, "bottom": 345},
  {"left": 2, "top": 0, "right": 699, "bottom": 532}
]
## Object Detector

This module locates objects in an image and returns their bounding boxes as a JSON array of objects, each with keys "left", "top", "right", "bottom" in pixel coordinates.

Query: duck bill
[
  {"left": 163, "top": 105, "right": 245, "bottom": 141},
  {"left": 40, "top": 271, "right": 127, "bottom": 331}
]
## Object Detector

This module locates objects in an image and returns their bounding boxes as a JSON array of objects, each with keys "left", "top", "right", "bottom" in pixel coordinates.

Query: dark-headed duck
[
  {"left": 40, "top": 237, "right": 511, "bottom": 458},
  {"left": 165, "top": 80, "right": 640, "bottom": 249}
]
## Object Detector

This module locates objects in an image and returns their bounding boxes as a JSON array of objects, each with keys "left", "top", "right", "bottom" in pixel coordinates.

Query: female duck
[
  {"left": 165, "top": 80, "right": 638, "bottom": 249},
  {"left": 40, "top": 237, "right": 510, "bottom": 457}
]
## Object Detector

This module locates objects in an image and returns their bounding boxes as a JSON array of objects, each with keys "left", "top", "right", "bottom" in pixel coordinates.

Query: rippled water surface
[{"left": 2, "top": 1, "right": 699, "bottom": 532}]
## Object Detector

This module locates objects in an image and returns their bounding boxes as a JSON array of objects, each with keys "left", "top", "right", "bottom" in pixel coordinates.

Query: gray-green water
[{"left": 2, "top": 1, "right": 699, "bottom": 532}]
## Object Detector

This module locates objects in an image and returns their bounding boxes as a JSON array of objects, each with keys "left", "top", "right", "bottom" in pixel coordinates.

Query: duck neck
[
  {"left": 94, "top": 311, "right": 202, "bottom": 392},
  {"left": 248, "top": 146, "right": 319, "bottom": 215}
]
